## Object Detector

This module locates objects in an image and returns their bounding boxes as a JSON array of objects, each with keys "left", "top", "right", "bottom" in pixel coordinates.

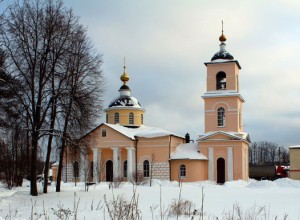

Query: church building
[{"left": 62, "top": 30, "right": 250, "bottom": 184}]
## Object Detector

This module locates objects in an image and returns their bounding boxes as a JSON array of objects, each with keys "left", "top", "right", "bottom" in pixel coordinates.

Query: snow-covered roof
[
  {"left": 289, "top": 145, "right": 300, "bottom": 149},
  {"left": 198, "top": 131, "right": 250, "bottom": 142},
  {"left": 105, "top": 123, "right": 183, "bottom": 140},
  {"left": 202, "top": 90, "right": 244, "bottom": 102},
  {"left": 204, "top": 59, "right": 241, "bottom": 69},
  {"left": 170, "top": 142, "right": 208, "bottom": 160},
  {"left": 106, "top": 96, "right": 143, "bottom": 110}
]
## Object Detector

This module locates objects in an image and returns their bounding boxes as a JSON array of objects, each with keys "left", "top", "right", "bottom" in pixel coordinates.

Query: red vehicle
[{"left": 276, "top": 165, "right": 289, "bottom": 178}]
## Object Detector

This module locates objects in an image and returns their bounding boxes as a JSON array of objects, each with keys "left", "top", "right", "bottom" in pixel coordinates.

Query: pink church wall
[
  {"left": 204, "top": 96, "right": 243, "bottom": 133},
  {"left": 206, "top": 62, "right": 240, "bottom": 92},
  {"left": 200, "top": 140, "right": 249, "bottom": 181},
  {"left": 170, "top": 160, "right": 208, "bottom": 182}
]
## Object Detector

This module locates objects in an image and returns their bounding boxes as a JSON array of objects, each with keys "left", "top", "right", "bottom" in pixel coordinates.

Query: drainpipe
[
  {"left": 168, "top": 135, "right": 172, "bottom": 181},
  {"left": 134, "top": 136, "right": 138, "bottom": 182}
]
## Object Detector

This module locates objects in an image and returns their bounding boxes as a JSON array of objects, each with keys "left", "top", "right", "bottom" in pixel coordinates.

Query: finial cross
[{"left": 221, "top": 20, "right": 224, "bottom": 34}]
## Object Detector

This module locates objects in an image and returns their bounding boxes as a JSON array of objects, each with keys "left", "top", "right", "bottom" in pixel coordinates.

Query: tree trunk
[
  {"left": 43, "top": 97, "right": 57, "bottom": 193},
  {"left": 30, "top": 134, "right": 38, "bottom": 196},
  {"left": 56, "top": 101, "right": 72, "bottom": 192}
]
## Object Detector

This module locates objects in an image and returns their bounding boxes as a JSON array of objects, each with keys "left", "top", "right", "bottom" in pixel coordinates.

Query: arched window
[
  {"left": 129, "top": 112, "right": 134, "bottom": 125},
  {"left": 143, "top": 160, "right": 150, "bottom": 177},
  {"left": 114, "top": 113, "right": 119, "bottom": 124},
  {"left": 180, "top": 164, "right": 186, "bottom": 177},
  {"left": 90, "top": 161, "right": 94, "bottom": 178},
  {"left": 73, "top": 161, "right": 79, "bottom": 178},
  {"left": 106, "top": 114, "right": 108, "bottom": 123},
  {"left": 102, "top": 129, "right": 107, "bottom": 137},
  {"left": 141, "top": 114, "right": 143, "bottom": 124},
  {"left": 216, "top": 72, "right": 226, "bottom": 90},
  {"left": 218, "top": 107, "right": 225, "bottom": 127},
  {"left": 123, "top": 160, "right": 127, "bottom": 178}
]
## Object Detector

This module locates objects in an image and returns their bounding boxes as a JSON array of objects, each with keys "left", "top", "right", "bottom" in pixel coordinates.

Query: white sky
[
  {"left": 63, "top": 0, "right": 300, "bottom": 147},
  {"left": 3, "top": 0, "right": 300, "bottom": 146}
]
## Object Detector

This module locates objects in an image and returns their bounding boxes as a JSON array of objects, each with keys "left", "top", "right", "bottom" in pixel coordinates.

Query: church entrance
[
  {"left": 106, "top": 160, "right": 113, "bottom": 182},
  {"left": 217, "top": 158, "right": 225, "bottom": 184}
]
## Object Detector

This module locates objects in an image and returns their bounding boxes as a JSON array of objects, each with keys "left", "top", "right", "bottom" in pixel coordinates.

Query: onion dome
[
  {"left": 211, "top": 22, "right": 234, "bottom": 61},
  {"left": 120, "top": 65, "right": 129, "bottom": 84},
  {"left": 107, "top": 65, "right": 142, "bottom": 109}
]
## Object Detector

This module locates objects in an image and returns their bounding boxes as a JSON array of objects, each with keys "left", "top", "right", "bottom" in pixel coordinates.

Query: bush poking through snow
[
  {"left": 104, "top": 185, "right": 142, "bottom": 220},
  {"left": 168, "top": 199, "right": 195, "bottom": 217},
  {"left": 221, "top": 203, "right": 289, "bottom": 220},
  {"left": 112, "top": 177, "right": 122, "bottom": 188},
  {"left": 51, "top": 203, "right": 72, "bottom": 220}
]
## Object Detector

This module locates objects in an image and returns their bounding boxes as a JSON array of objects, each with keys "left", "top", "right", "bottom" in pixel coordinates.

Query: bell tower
[
  {"left": 202, "top": 25, "right": 244, "bottom": 133},
  {"left": 198, "top": 24, "right": 250, "bottom": 184}
]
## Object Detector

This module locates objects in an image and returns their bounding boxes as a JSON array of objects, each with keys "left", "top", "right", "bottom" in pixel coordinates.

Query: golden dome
[
  {"left": 120, "top": 65, "right": 129, "bottom": 84},
  {"left": 219, "top": 33, "right": 227, "bottom": 42},
  {"left": 219, "top": 20, "right": 227, "bottom": 42}
]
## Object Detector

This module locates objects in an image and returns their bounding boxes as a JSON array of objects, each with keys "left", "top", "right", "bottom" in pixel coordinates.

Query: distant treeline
[{"left": 249, "top": 141, "right": 289, "bottom": 166}]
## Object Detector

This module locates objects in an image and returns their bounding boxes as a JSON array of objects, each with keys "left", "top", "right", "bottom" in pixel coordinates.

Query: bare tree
[
  {"left": 249, "top": 141, "right": 289, "bottom": 166},
  {"left": 55, "top": 25, "right": 103, "bottom": 192},
  {"left": 0, "top": 0, "right": 103, "bottom": 196},
  {"left": 149, "top": 152, "right": 156, "bottom": 187}
]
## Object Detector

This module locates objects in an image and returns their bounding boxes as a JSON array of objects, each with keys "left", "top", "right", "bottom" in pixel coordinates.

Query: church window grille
[
  {"left": 143, "top": 160, "right": 150, "bottom": 177},
  {"left": 102, "top": 129, "right": 107, "bottom": 137},
  {"left": 180, "top": 164, "right": 186, "bottom": 177},
  {"left": 114, "top": 113, "right": 119, "bottom": 124},
  {"left": 129, "top": 112, "right": 134, "bottom": 125},
  {"left": 218, "top": 107, "right": 225, "bottom": 127}
]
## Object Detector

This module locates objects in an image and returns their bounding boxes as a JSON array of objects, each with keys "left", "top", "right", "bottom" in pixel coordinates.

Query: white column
[
  {"left": 112, "top": 147, "right": 119, "bottom": 179},
  {"left": 228, "top": 147, "right": 233, "bottom": 181},
  {"left": 208, "top": 147, "right": 214, "bottom": 181},
  {"left": 93, "top": 148, "right": 98, "bottom": 183},
  {"left": 126, "top": 147, "right": 134, "bottom": 180},
  {"left": 80, "top": 149, "right": 88, "bottom": 182},
  {"left": 98, "top": 149, "right": 102, "bottom": 181},
  {"left": 132, "top": 148, "right": 136, "bottom": 175}
]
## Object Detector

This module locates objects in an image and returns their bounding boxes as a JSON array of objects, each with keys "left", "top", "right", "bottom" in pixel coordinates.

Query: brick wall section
[{"left": 137, "top": 162, "right": 170, "bottom": 180}]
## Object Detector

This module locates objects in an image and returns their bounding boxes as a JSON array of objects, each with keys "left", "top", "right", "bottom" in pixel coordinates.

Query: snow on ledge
[
  {"left": 289, "top": 145, "right": 300, "bottom": 149},
  {"left": 170, "top": 142, "right": 208, "bottom": 160},
  {"left": 105, "top": 123, "right": 183, "bottom": 139}
]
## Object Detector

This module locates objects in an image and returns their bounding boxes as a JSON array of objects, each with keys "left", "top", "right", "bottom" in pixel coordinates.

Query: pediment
[{"left": 198, "top": 131, "right": 248, "bottom": 142}]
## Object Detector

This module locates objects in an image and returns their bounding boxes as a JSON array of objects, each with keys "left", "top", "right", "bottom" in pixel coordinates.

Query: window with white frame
[
  {"left": 114, "top": 113, "right": 119, "bottom": 124},
  {"left": 129, "top": 112, "right": 134, "bottom": 125},
  {"left": 180, "top": 164, "right": 186, "bottom": 178},
  {"left": 217, "top": 107, "right": 225, "bottom": 127}
]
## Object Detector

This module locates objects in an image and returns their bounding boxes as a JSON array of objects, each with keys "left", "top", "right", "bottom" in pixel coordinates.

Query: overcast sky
[
  {"left": 62, "top": 0, "right": 300, "bottom": 147},
  {"left": 4, "top": 0, "right": 300, "bottom": 146}
]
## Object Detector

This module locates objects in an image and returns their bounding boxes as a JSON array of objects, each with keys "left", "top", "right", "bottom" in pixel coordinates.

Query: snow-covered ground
[{"left": 1, "top": 178, "right": 300, "bottom": 219}]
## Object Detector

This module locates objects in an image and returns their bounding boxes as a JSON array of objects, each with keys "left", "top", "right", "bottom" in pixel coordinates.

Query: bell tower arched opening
[{"left": 216, "top": 71, "right": 226, "bottom": 90}]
